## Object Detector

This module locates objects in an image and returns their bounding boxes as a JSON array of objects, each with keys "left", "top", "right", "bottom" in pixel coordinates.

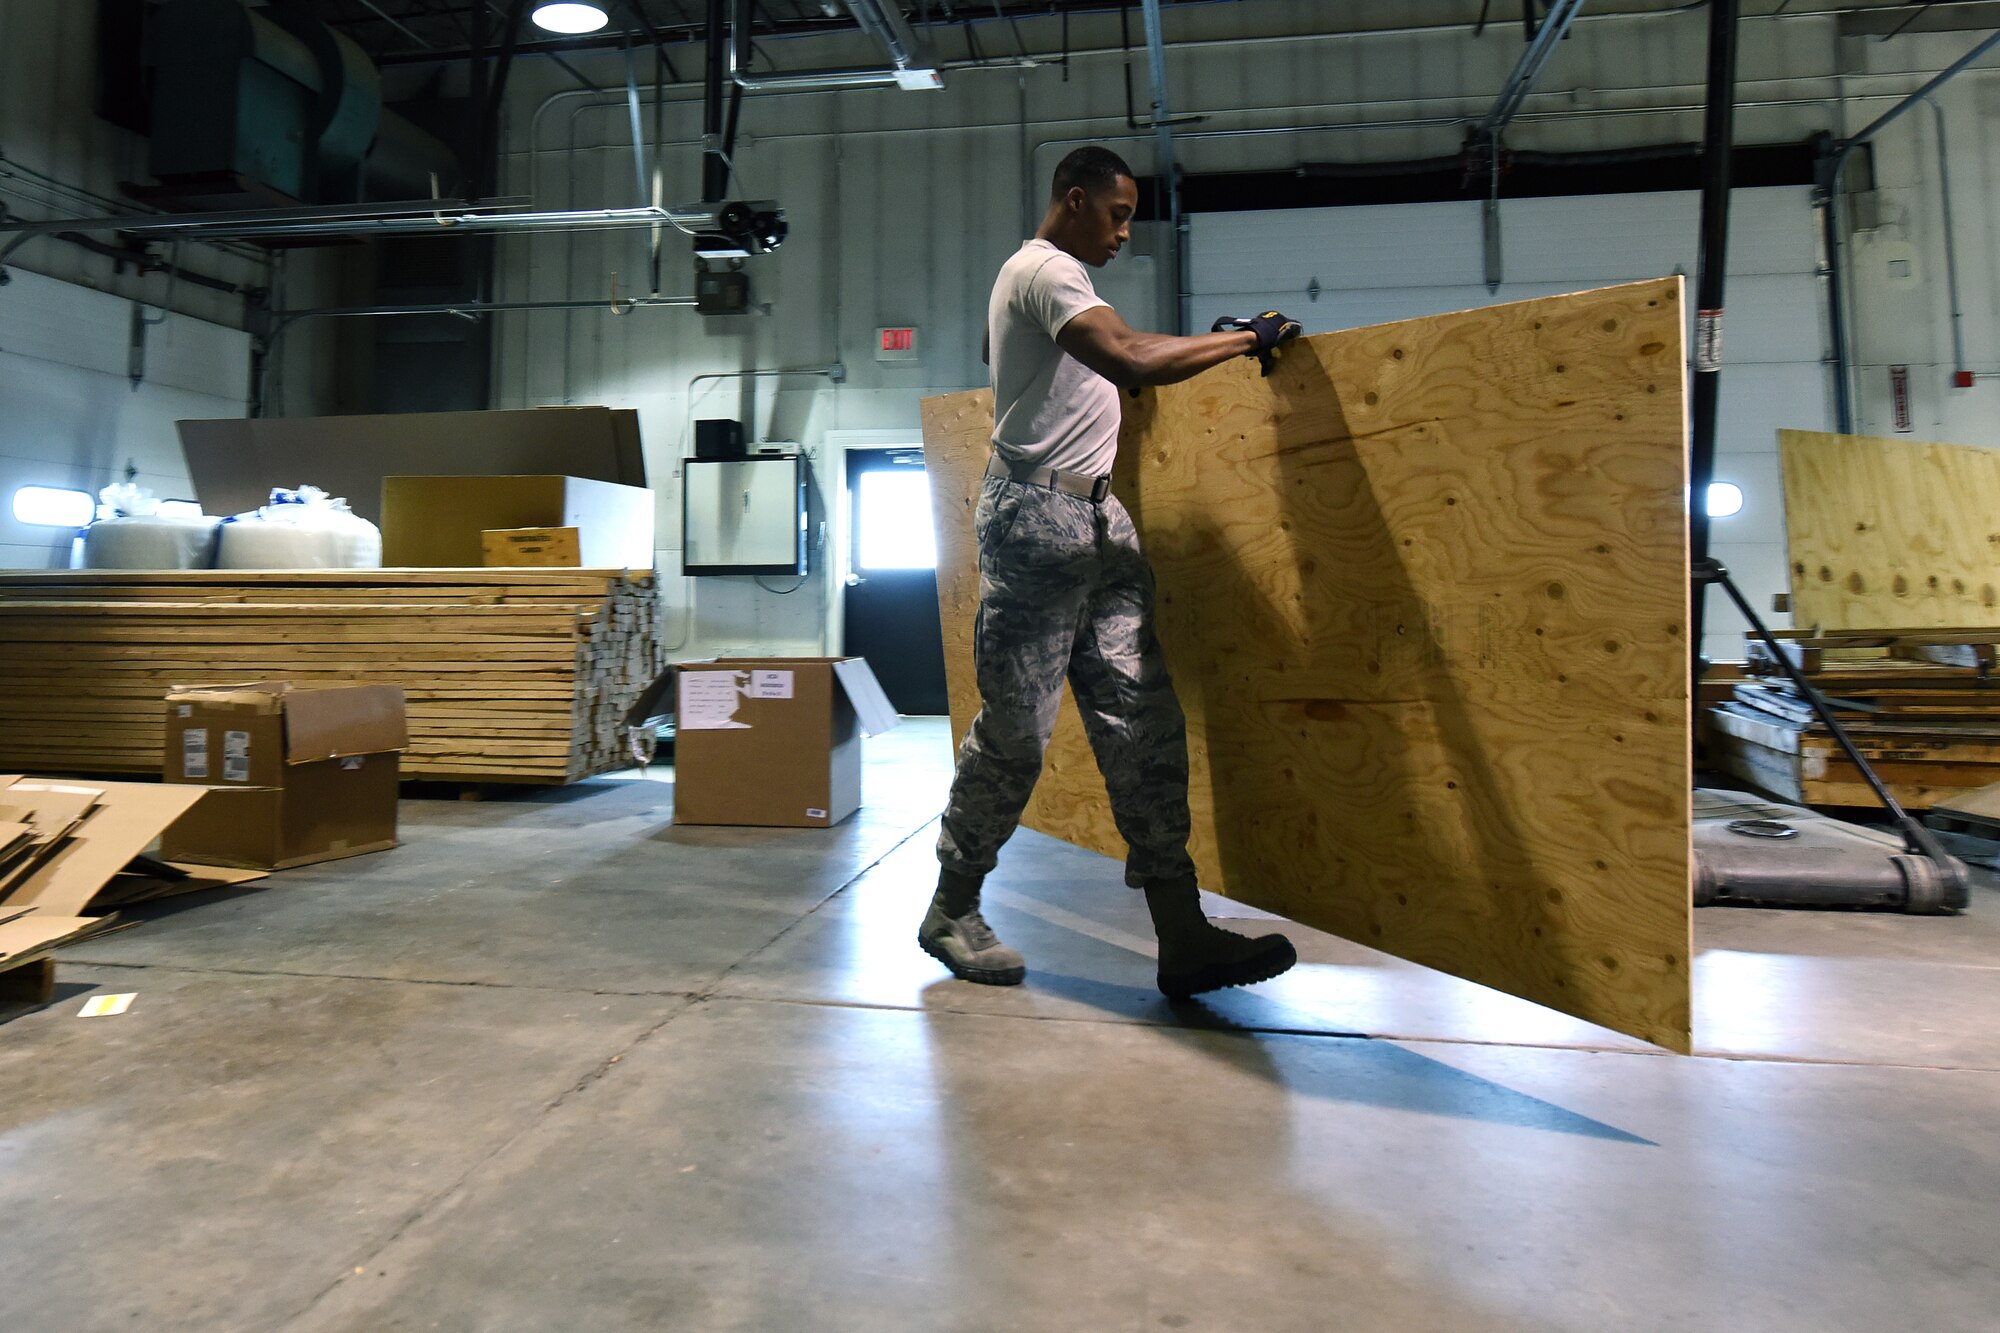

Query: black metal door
[{"left": 842, "top": 448, "right": 950, "bottom": 716}]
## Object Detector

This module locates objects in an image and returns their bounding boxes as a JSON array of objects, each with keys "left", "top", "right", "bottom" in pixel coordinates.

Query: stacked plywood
[
  {"left": 0, "top": 570, "right": 663, "bottom": 783},
  {"left": 1707, "top": 630, "right": 2000, "bottom": 808},
  {"left": 924, "top": 278, "right": 1693, "bottom": 1051},
  {"left": 1698, "top": 429, "right": 2000, "bottom": 807}
]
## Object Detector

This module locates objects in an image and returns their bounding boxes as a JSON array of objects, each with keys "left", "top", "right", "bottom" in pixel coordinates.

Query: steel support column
[
  {"left": 1138, "top": 0, "right": 1183, "bottom": 333},
  {"left": 1688, "top": 0, "right": 1740, "bottom": 676}
]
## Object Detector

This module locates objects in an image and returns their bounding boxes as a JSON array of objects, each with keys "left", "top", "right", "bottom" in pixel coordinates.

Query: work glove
[{"left": 1212, "top": 311, "right": 1304, "bottom": 376}]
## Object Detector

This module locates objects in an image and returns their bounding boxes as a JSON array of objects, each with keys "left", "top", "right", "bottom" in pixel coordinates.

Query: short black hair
[{"left": 1051, "top": 146, "right": 1135, "bottom": 201}]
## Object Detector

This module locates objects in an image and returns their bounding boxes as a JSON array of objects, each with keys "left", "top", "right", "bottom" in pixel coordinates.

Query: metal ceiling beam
[
  {"left": 1476, "top": 0, "right": 1590, "bottom": 290},
  {"left": 1138, "top": 0, "right": 1184, "bottom": 333}
]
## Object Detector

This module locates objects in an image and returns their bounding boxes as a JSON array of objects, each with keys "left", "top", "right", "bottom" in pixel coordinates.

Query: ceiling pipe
[
  {"left": 1476, "top": 0, "right": 1592, "bottom": 290},
  {"left": 1137, "top": 0, "right": 1183, "bottom": 333},
  {"left": 726, "top": 0, "right": 942, "bottom": 93}
]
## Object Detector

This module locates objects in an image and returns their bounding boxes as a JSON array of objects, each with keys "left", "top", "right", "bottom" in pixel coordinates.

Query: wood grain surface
[
  {"left": 1779, "top": 428, "right": 2000, "bottom": 631},
  {"left": 923, "top": 278, "right": 1693, "bottom": 1050}
]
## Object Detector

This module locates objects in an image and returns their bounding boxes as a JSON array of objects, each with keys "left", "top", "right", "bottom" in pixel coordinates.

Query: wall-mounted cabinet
[{"left": 683, "top": 455, "right": 808, "bottom": 577}]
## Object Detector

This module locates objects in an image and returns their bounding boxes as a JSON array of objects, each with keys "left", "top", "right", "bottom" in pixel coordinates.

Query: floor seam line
[
  {"left": 272, "top": 996, "right": 703, "bottom": 1329},
  {"left": 52, "top": 957, "right": 709, "bottom": 1000},
  {"left": 685, "top": 816, "right": 941, "bottom": 1001}
]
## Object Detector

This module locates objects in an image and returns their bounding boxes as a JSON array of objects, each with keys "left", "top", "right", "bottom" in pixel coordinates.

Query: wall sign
[
  {"left": 1890, "top": 365, "right": 1914, "bottom": 433},
  {"left": 875, "top": 327, "right": 920, "bottom": 363}
]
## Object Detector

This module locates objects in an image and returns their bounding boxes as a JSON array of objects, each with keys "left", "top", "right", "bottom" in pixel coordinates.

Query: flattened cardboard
[
  {"left": 177, "top": 406, "right": 649, "bottom": 525},
  {"left": 670, "top": 657, "right": 898, "bottom": 829},
  {"left": 0, "top": 914, "right": 98, "bottom": 965},
  {"left": 381, "top": 475, "right": 654, "bottom": 569},
  {"left": 1, "top": 781, "right": 205, "bottom": 917},
  {"left": 93, "top": 861, "right": 269, "bottom": 909}
]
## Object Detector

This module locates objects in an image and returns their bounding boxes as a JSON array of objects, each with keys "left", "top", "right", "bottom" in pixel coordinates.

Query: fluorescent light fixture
[
  {"left": 157, "top": 499, "right": 205, "bottom": 519},
  {"left": 1707, "top": 482, "right": 1745, "bottom": 519},
  {"left": 532, "top": 3, "right": 609, "bottom": 34},
  {"left": 12, "top": 485, "right": 93, "bottom": 528}
]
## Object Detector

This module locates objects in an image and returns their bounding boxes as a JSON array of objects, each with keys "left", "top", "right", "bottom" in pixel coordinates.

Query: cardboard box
[
  {"left": 176, "top": 407, "right": 647, "bottom": 525},
  {"left": 161, "top": 683, "right": 407, "bottom": 870},
  {"left": 483, "top": 526, "right": 582, "bottom": 567},
  {"left": 671, "top": 658, "right": 900, "bottom": 828},
  {"left": 381, "top": 475, "right": 654, "bottom": 569}
]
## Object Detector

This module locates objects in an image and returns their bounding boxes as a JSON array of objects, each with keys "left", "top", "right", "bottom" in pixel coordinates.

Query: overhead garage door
[{"left": 1188, "top": 186, "right": 1830, "bottom": 665}]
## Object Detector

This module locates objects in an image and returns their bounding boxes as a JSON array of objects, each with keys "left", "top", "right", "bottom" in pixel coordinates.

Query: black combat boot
[{"left": 1143, "top": 876, "right": 1297, "bottom": 998}]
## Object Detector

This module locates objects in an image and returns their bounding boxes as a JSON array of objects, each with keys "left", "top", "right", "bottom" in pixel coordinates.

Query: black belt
[{"left": 987, "top": 454, "right": 1112, "bottom": 503}]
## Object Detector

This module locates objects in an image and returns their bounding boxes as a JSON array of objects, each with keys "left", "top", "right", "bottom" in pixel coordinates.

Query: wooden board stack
[
  {"left": 1706, "top": 629, "right": 2000, "bottom": 808},
  {"left": 0, "top": 569, "right": 664, "bottom": 784}
]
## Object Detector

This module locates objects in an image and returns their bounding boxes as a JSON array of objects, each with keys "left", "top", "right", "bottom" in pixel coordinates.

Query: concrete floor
[{"left": 3, "top": 717, "right": 1998, "bottom": 1332}]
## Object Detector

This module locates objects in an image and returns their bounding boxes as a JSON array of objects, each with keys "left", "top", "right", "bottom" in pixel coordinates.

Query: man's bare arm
[{"left": 1055, "top": 306, "right": 1256, "bottom": 391}]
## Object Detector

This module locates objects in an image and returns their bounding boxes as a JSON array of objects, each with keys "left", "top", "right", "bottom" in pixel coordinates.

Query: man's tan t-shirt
[{"left": 988, "top": 238, "right": 1120, "bottom": 476}]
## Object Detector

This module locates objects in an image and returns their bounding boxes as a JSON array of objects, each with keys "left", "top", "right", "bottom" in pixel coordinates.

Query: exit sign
[{"left": 875, "top": 326, "right": 920, "bottom": 363}]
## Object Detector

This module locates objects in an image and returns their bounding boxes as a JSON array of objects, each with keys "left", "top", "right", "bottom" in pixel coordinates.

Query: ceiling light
[{"left": 532, "top": 3, "right": 609, "bottom": 34}]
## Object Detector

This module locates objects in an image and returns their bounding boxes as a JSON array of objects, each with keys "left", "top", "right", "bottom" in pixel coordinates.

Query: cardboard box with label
[
  {"left": 482, "top": 526, "right": 582, "bottom": 567},
  {"left": 161, "top": 683, "right": 408, "bottom": 870},
  {"left": 671, "top": 658, "right": 899, "bottom": 828},
  {"left": 381, "top": 475, "right": 654, "bottom": 569}
]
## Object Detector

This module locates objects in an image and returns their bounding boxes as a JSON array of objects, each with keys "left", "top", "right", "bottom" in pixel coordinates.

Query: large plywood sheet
[
  {"left": 1779, "top": 429, "right": 2000, "bottom": 631},
  {"left": 923, "top": 279, "right": 1692, "bottom": 1051}
]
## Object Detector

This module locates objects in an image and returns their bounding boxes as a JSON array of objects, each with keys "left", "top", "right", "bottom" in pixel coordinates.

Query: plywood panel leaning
[
  {"left": 1779, "top": 428, "right": 2000, "bottom": 631},
  {"left": 923, "top": 278, "right": 1692, "bottom": 1051}
]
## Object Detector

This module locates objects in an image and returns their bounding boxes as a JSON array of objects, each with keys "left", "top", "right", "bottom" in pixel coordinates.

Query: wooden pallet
[{"left": 0, "top": 569, "right": 665, "bottom": 784}]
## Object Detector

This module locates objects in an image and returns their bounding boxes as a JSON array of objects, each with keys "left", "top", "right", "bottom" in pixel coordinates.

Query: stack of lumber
[
  {"left": 0, "top": 570, "right": 664, "bottom": 784},
  {"left": 1705, "top": 629, "right": 2000, "bottom": 808}
]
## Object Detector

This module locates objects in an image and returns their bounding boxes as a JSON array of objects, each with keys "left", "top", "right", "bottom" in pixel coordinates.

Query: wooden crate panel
[
  {"left": 924, "top": 278, "right": 1692, "bottom": 1051},
  {"left": 1779, "top": 428, "right": 2000, "bottom": 631}
]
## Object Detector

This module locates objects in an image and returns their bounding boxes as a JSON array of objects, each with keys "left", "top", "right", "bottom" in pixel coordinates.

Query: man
[{"left": 920, "top": 145, "right": 1304, "bottom": 999}]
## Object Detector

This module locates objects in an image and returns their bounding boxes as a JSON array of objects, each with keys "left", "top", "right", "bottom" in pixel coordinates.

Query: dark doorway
[{"left": 842, "top": 448, "right": 950, "bottom": 716}]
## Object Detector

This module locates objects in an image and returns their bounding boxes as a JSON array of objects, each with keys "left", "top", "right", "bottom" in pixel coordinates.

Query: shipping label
[
  {"left": 182, "top": 727, "right": 210, "bottom": 779},
  {"left": 223, "top": 730, "right": 252, "bottom": 783},
  {"left": 748, "top": 670, "right": 795, "bottom": 699}
]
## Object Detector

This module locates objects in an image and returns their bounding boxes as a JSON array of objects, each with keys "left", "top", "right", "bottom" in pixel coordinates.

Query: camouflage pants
[{"left": 936, "top": 472, "right": 1197, "bottom": 888}]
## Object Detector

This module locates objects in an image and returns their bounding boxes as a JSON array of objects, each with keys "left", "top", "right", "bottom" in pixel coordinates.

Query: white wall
[
  {"left": 1189, "top": 187, "right": 1830, "bottom": 665},
  {"left": 1839, "top": 30, "right": 2000, "bottom": 445},
  {"left": 0, "top": 1, "right": 344, "bottom": 419},
  {"left": 0, "top": 268, "right": 249, "bottom": 567},
  {"left": 494, "top": 1, "right": 1948, "bottom": 660}
]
